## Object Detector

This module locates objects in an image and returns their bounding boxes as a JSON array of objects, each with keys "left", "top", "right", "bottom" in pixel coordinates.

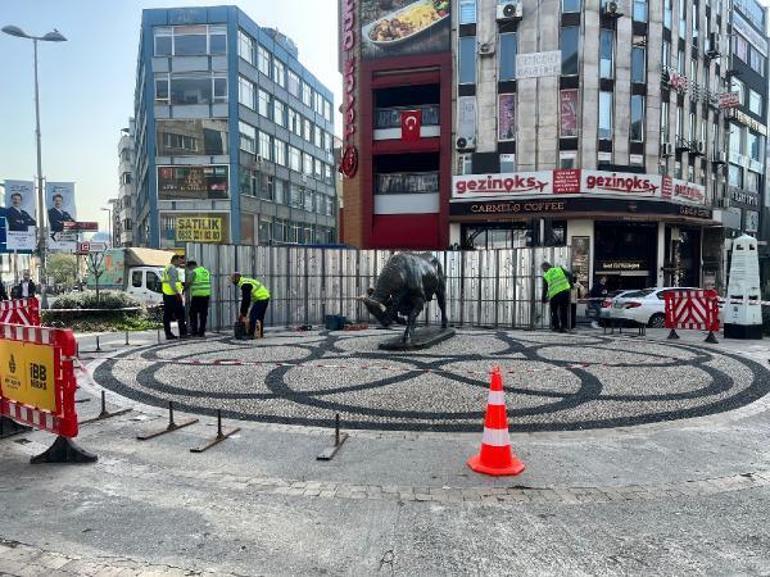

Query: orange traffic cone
[{"left": 467, "top": 367, "right": 525, "bottom": 477}]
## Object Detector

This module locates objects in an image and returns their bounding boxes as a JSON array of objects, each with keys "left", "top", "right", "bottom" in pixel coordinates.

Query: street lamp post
[{"left": 2, "top": 25, "right": 67, "bottom": 309}]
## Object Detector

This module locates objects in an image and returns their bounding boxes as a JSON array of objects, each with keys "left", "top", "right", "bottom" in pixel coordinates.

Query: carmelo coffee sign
[{"left": 339, "top": 0, "right": 359, "bottom": 178}]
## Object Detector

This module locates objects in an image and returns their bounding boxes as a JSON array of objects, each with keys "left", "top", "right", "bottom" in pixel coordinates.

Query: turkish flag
[{"left": 401, "top": 109, "right": 422, "bottom": 142}]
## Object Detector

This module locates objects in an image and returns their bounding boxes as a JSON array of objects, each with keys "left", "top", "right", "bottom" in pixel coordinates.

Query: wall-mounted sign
[
  {"left": 729, "top": 109, "right": 768, "bottom": 135},
  {"left": 560, "top": 89, "right": 579, "bottom": 138},
  {"left": 175, "top": 216, "right": 224, "bottom": 243},
  {"left": 662, "top": 177, "right": 706, "bottom": 206},
  {"left": 718, "top": 92, "right": 741, "bottom": 109},
  {"left": 157, "top": 166, "right": 229, "bottom": 201},
  {"left": 598, "top": 261, "right": 644, "bottom": 271},
  {"left": 582, "top": 170, "right": 661, "bottom": 198},
  {"left": 729, "top": 187, "right": 760, "bottom": 208},
  {"left": 453, "top": 172, "right": 554, "bottom": 197},
  {"left": 361, "top": 0, "right": 451, "bottom": 60},
  {"left": 340, "top": 0, "right": 359, "bottom": 178},
  {"left": 516, "top": 50, "right": 561, "bottom": 79}
]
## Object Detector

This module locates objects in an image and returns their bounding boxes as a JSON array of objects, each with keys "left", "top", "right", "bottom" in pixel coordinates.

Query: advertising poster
[
  {"left": 0, "top": 339, "right": 56, "bottom": 413},
  {"left": 3, "top": 180, "right": 37, "bottom": 251},
  {"left": 498, "top": 94, "right": 516, "bottom": 142},
  {"left": 45, "top": 182, "right": 77, "bottom": 251},
  {"left": 361, "top": 0, "right": 451, "bottom": 60},
  {"left": 560, "top": 89, "right": 579, "bottom": 137},
  {"left": 157, "top": 166, "right": 229, "bottom": 201},
  {"left": 175, "top": 216, "right": 224, "bottom": 243},
  {"left": 571, "top": 236, "right": 590, "bottom": 288}
]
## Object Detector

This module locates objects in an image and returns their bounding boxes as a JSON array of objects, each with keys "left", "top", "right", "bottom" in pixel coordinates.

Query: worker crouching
[{"left": 230, "top": 272, "right": 271, "bottom": 339}]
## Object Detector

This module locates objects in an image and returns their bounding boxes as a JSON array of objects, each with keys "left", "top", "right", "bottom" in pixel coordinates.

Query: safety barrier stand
[
  {"left": 0, "top": 323, "right": 97, "bottom": 463},
  {"left": 665, "top": 289, "right": 720, "bottom": 344},
  {"left": 317, "top": 413, "right": 348, "bottom": 461},
  {"left": 190, "top": 409, "right": 240, "bottom": 453},
  {"left": 81, "top": 390, "right": 132, "bottom": 425},
  {"left": 0, "top": 298, "right": 41, "bottom": 326},
  {"left": 136, "top": 401, "right": 198, "bottom": 441}
]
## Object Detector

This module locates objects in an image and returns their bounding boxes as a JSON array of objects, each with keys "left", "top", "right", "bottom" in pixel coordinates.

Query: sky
[{"left": 0, "top": 0, "right": 341, "bottom": 233}]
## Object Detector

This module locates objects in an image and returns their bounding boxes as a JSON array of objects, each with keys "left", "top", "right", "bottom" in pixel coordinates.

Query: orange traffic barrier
[{"left": 467, "top": 367, "right": 525, "bottom": 477}]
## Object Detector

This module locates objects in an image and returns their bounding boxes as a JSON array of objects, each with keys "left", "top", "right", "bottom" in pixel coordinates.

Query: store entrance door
[{"left": 594, "top": 221, "right": 658, "bottom": 290}]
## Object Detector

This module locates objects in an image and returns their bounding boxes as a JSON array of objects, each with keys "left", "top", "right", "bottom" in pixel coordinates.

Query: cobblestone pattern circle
[{"left": 93, "top": 329, "right": 770, "bottom": 432}]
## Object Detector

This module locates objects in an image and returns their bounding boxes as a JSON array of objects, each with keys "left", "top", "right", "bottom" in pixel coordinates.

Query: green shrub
[
  {"left": 43, "top": 290, "right": 159, "bottom": 332},
  {"left": 50, "top": 290, "right": 141, "bottom": 310}
]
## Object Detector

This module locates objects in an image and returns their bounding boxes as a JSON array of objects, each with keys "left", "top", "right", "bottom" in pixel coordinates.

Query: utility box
[{"left": 724, "top": 234, "right": 763, "bottom": 339}]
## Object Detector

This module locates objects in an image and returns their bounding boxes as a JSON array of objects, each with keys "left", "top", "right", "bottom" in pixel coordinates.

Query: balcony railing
[
  {"left": 374, "top": 105, "right": 440, "bottom": 129},
  {"left": 375, "top": 171, "right": 439, "bottom": 195}
]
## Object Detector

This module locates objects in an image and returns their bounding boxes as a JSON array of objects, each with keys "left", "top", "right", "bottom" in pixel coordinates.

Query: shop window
[
  {"left": 561, "top": 26, "right": 579, "bottom": 76},
  {"left": 458, "top": 36, "right": 476, "bottom": 84},
  {"left": 499, "top": 32, "right": 517, "bottom": 82}
]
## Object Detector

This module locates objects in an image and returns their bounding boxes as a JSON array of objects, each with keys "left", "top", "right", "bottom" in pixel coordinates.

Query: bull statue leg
[
  {"left": 436, "top": 286, "right": 448, "bottom": 329},
  {"left": 403, "top": 298, "right": 425, "bottom": 343}
]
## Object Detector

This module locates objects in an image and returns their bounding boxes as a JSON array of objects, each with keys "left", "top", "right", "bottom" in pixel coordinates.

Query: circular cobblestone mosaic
[{"left": 92, "top": 329, "right": 770, "bottom": 432}]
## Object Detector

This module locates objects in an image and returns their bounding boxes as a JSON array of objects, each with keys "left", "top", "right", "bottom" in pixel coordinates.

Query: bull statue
[{"left": 359, "top": 252, "right": 448, "bottom": 344}]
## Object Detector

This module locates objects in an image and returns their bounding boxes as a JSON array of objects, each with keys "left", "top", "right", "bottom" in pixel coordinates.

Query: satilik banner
[
  {"left": 3, "top": 180, "right": 37, "bottom": 251},
  {"left": 45, "top": 182, "right": 77, "bottom": 251}
]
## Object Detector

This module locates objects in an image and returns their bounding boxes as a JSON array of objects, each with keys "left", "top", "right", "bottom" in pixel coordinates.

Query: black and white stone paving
[{"left": 92, "top": 328, "right": 770, "bottom": 432}]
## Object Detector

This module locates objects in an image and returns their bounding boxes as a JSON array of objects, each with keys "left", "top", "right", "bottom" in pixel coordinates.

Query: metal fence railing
[{"left": 184, "top": 244, "right": 571, "bottom": 332}]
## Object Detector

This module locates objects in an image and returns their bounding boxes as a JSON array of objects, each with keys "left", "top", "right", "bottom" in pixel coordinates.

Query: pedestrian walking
[
  {"left": 230, "top": 272, "right": 271, "bottom": 339},
  {"left": 186, "top": 260, "right": 211, "bottom": 338},
  {"left": 541, "top": 261, "right": 571, "bottom": 333},
  {"left": 161, "top": 255, "right": 187, "bottom": 340},
  {"left": 11, "top": 271, "right": 36, "bottom": 299}
]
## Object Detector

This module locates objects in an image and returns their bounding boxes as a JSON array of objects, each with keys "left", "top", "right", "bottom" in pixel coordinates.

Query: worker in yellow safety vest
[
  {"left": 230, "top": 272, "right": 271, "bottom": 339},
  {"left": 161, "top": 255, "right": 188, "bottom": 340},
  {"left": 541, "top": 261, "right": 572, "bottom": 333},
  {"left": 186, "top": 259, "right": 211, "bottom": 338}
]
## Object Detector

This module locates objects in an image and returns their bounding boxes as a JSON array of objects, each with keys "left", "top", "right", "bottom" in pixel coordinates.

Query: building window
[
  {"left": 303, "top": 118, "right": 312, "bottom": 142},
  {"left": 731, "top": 77, "right": 745, "bottom": 106},
  {"left": 630, "top": 95, "right": 645, "bottom": 142},
  {"left": 155, "top": 76, "right": 169, "bottom": 102},
  {"left": 275, "top": 179, "right": 286, "bottom": 204},
  {"left": 274, "top": 139, "right": 286, "bottom": 166},
  {"left": 728, "top": 164, "right": 742, "bottom": 188},
  {"left": 661, "top": 100, "right": 670, "bottom": 142},
  {"left": 238, "top": 30, "right": 254, "bottom": 64},
  {"left": 258, "top": 89, "right": 271, "bottom": 118},
  {"left": 678, "top": 0, "right": 686, "bottom": 39},
  {"left": 303, "top": 153, "right": 313, "bottom": 176},
  {"left": 690, "top": 57, "right": 697, "bottom": 84},
  {"left": 459, "top": 0, "right": 476, "bottom": 24},
  {"left": 562, "top": 0, "right": 580, "bottom": 12},
  {"left": 257, "top": 45, "right": 271, "bottom": 76},
  {"left": 457, "top": 96, "right": 477, "bottom": 139},
  {"left": 288, "top": 146, "right": 301, "bottom": 172},
  {"left": 735, "top": 35, "right": 748, "bottom": 63},
  {"left": 155, "top": 27, "right": 172, "bottom": 56},
  {"left": 662, "top": 39, "right": 670, "bottom": 67},
  {"left": 273, "top": 59, "right": 285, "bottom": 88},
  {"left": 457, "top": 154, "right": 472, "bottom": 175},
  {"left": 314, "top": 126, "right": 323, "bottom": 148},
  {"left": 259, "top": 132, "right": 272, "bottom": 161},
  {"left": 173, "top": 25, "right": 208, "bottom": 56},
  {"left": 239, "top": 76, "right": 255, "bottom": 109},
  {"left": 632, "top": 0, "right": 647, "bottom": 22},
  {"left": 749, "top": 90, "right": 763, "bottom": 117},
  {"left": 631, "top": 46, "right": 646, "bottom": 83},
  {"left": 729, "top": 123, "right": 743, "bottom": 156},
  {"left": 498, "top": 94, "right": 516, "bottom": 141},
  {"left": 599, "top": 91, "right": 613, "bottom": 140},
  {"left": 559, "top": 151, "right": 577, "bottom": 168},
  {"left": 747, "top": 171, "right": 761, "bottom": 193},
  {"left": 163, "top": 74, "right": 227, "bottom": 105},
  {"left": 274, "top": 99, "right": 286, "bottom": 127},
  {"left": 560, "top": 89, "right": 579, "bottom": 138},
  {"left": 302, "top": 82, "right": 313, "bottom": 107},
  {"left": 689, "top": 111, "right": 696, "bottom": 141},
  {"left": 500, "top": 154, "right": 516, "bottom": 173},
  {"left": 600, "top": 29, "right": 614, "bottom": 79},
  {"left": 209, "top": 26, "right": 226, "bottom": 55},
  {"left": 750, "top": 49, "right": 765, "bottom": 76},
  {"left": 677, "top": 49, "right": 685, "bottom": 75},
  {"left": 663, "top": 0, "right": 671, "bottom": 29},
  {"left": 561, "top": 26, "right": 579, "bottom": 76},
  {"left": 239, "top": 121, "right": 256, "bottom": 154},
  {"left": 499, "top": 32, "right": 517, "bottom": 82},
  {"left": 748, "top": 131, "right": 762, "bottom": 162},
  {"left": 287, "top": 70, "right": 301, "bottom": 97},
  {"left": 691, "top": 2, "right": 698, "bottom": 45},
  {"left": 458, "top": 36, "right": 476, "bottom": 84}
]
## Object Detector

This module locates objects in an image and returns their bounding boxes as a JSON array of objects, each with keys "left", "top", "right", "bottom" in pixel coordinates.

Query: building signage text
[
  {"left": 515, "top": 51, "right": 561, "bottom": 79},
  {"left": 729, "top": 187, "right": 760, "bottom": 208},
  {"left": 718, "top": 92, "right": 741, "bottom": 109},
  {"left": 339, "top": 0, "right": 359, "bottom": 178},
  {"left": 453, "top": 172, "right": 553, "bottom": 196},
  {"left": 730, "top": 109, "right": 768, "bottom": 136}
]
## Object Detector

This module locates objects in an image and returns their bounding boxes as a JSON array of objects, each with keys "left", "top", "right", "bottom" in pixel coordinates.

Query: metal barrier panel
[{"left": 186, "top": 244, "right": 571, "bottom": 330}]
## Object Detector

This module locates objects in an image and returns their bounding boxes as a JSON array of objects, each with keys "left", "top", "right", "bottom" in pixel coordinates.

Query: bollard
[
  {"left": 317, "top": 412, "right": 348, "bottom": 460},
  {"left": 81, "top": 390, "right": 132, "bottom": 424},
  {"left": 190, "top": 409, "right": 241, "bottom": 453},
  {"left": 95, "top": 335, "right": 102, "bottom": 352},
  {"left": 157, "top": 328, "right": 161, "bottom": 344},
  {"left": 137, "top": 401, "right": 198, "bottom": 441},
  {"left": 125, "top": 331, "right": 130, "bottom": 346}
]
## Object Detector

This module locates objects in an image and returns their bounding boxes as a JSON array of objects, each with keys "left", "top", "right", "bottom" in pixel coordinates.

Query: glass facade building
[{"left": 132, "top": 6, "right": 336, "bottom": 249}]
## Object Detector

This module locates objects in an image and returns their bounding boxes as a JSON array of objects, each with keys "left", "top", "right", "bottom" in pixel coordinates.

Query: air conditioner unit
[
  {"left": 456, "top": 136, "right": 476, "bottom": 151},
  {"left": 603, "top": 0, "right": 623, "bottom": 18},
  {"left": 496, "top": 2, "right": 523, "bottom": 22},
  {"left": 478, "top": 42, "right": 495, "bottom": 56},
  {"left": 712, "top": 151, "right": 727, "bottom": 165},
  {"left": 661, "top": 142, "right": 673, "bottom": 157},
  {"left": 706, "top": 32, "right": 721, "bottom": 59},
  {"left": 691, "top": 140, "right": 705, "bottom": 155}
]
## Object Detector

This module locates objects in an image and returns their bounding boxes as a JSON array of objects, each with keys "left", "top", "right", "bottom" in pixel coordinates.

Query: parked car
[
  {"left": 612, "top": 287, "right": 701, "bottom": 328},
  {"left": 597, "top": 290, "right": 639, "bottom": 327}
]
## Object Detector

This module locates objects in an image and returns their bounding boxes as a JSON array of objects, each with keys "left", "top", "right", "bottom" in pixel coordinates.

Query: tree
[{"left": 48, "top": 254, "right": 79, "bottom": 288}]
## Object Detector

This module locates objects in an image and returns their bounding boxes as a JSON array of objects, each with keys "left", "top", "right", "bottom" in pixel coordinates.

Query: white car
[
  {"left": 612, "top": 287, "right": 701, "bottom": 328},
  {"left": 596, "top": 290, "right": 639, "bottom": 327}
]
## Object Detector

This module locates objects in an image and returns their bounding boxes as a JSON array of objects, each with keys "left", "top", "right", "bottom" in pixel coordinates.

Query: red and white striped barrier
[
  {"left": 0, "top": 298, "right": 40, "bottom": 326},
  {"left": 664, "top": 290, "right": 720, "bottom": 342},
  {"left": 0, "top": 323, "right": 79, "bottom": 438}
]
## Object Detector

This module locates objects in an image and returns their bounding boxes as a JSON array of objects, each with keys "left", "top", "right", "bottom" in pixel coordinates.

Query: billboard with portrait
[
  {"left": 157, "top": 166, "right": 229, "bottom": 201},
  {"left": 156, "top": 119, "right": 228, "bottom": 157},
  {"left": 361, "top": 0, "right": 450, "bottom": 60},
  {"left": 3, "top": 180, "right": 37, "bottom": 251},
  {"left": 498, "top": 94, "right": 515, "bottom": 142},
  {"left": 45, "top": 182, "right": 77, "bottom": 251}
]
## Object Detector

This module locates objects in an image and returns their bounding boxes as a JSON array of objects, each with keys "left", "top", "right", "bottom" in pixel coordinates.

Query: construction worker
[
  {"left": 186, "top": 260, "right": 211, "bottom": 338},
  {"left": 161, "top": 255, "right": 188, "bottom": 340},
  {"left": 230, "top": 272, "right": 271, "bottom": 339},
  {"left": 541, "top": 261, "right": 571, "bottom": 333}
]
